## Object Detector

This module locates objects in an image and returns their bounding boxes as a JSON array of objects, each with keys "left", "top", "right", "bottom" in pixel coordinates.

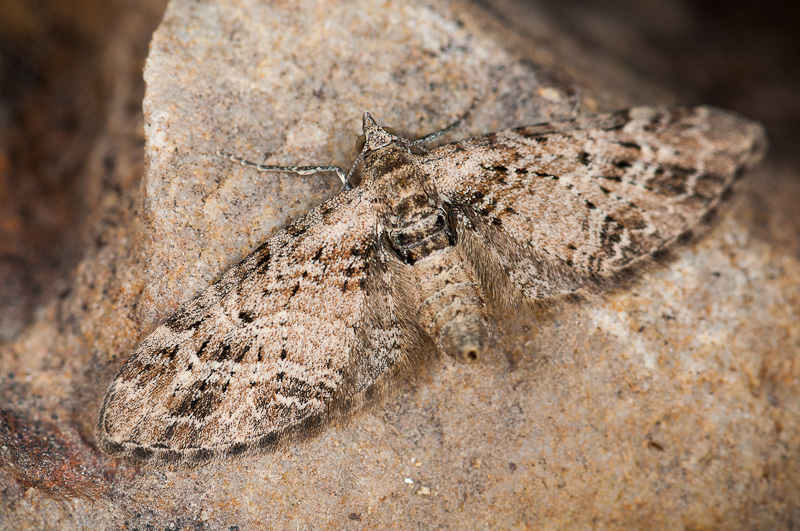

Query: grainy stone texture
[{"left": 1, "top": 0, "right": 798, "bottom": 529}]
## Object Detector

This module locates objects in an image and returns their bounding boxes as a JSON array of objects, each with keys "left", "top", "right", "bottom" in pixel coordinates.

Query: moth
[{"left": 96, "top": 105, "right": 765, "bottom": 465}]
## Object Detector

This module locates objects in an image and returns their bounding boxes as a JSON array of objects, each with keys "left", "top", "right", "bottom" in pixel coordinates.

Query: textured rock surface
[{"left": 1, "top": 0, "right": 798, "bottom": 528}]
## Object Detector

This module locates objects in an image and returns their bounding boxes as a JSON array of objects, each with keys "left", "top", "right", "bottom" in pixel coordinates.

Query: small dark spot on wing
[
  {"left": 516, "top": 127, "right": 556, "bottom": 140},
  {"left": 231, "top": 347, "right": 247, "bottom": 364},
  {"left": 254, "top": 246, "right": 271, "bottom": 271},
  {"left": 285, "top": 223, "right": 307, "bottom": 238},
  {"left": 616, "top": 141, "right": 641, "bottom": 150},
  {"left": 164, "top": 310, "right": 203, "bottom": 333},
  {"left": 154, "top": 345, "right": 180, "bottom": 361},
  {"left": 102, "top": 439, "right": 124, "bottom": 455},
  {"left": 197, "top": 339, "right": 210, "bottom": 358},
  {"left": 171, "top": 379, "right": 223, "bottom": 419},
  {"left": 212, "top": 343, "right": 231, "bottom": 361},
  {"left": 161, "top": 422, "right": 175, "bottom": 441},
  {"left": 131, "top": 446, "right": 154, "bottom": 461},
  {"left": 191, "top": 448, "right": 214, "bottom": 463},
  {"left": 650, "top": 165, "right": 692, "bottom": 196},
  {"left": 227, "top": 442, "right": 248, "bottom": 457},
  {"left": 700, "top": 206, "right": 719, "bottom": 225},
  {"left": 677, "top": 230, "right": 694, "bottom": 245},
  {"left": 257, "top": 431, "right": 280, "bottom": 450},
  {"left": 651, "top": 247, "right": 671, "bottom": 262},
  {"left": 160, "top": 450, "right": 182, "bottom": 464}
]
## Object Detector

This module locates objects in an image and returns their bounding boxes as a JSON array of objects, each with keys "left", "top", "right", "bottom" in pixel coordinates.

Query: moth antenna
[{"left": 216, "top": 150, "right": 350, "bottom": 190}]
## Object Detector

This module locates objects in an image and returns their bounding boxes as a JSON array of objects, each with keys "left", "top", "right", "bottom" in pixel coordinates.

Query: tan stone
[{"left": 1, "top": 0, "right": 797, "bottom": 528}]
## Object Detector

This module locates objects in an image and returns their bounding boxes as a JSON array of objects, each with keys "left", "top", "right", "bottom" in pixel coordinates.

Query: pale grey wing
[
  {"left": 425, "top": 106, "right": 766, "bottom": 302},
  {"left": 96, "top": 188, "right": 423, "bottom": 466}
]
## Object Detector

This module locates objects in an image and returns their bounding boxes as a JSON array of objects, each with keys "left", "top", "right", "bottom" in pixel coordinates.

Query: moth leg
[
  {"left": 414, "top": 247, "right": 488, "bottom": 364},
  {"left": 216, "top": 150, "right": 351, "bottom": 190}
]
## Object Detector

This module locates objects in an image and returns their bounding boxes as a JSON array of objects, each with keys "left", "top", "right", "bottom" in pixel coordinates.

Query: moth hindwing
[{"left": 96, "top": 106, "right": 766, "bottom": 465}]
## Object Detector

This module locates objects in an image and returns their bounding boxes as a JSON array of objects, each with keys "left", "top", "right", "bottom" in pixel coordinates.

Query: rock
[{"left": 1, "top": 0, "right": 797, "bottom": 528}]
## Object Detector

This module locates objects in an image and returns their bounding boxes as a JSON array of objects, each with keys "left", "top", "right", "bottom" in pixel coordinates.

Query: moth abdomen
[{"left": 414, "top": 247, "right": 488, "bottom": 364}]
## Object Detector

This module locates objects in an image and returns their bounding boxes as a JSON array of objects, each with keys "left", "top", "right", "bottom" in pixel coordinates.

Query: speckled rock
[{"left": 1, "top": 0, "right": 798, "bottom": 529}]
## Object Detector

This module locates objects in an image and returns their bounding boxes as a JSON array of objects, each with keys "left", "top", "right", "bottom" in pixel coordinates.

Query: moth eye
[
  {"left": 355, "top": 134, "right": 366, "bottom": 152},
  {"left": 383, "top": 127, "right": 397, "bottom": 136}
]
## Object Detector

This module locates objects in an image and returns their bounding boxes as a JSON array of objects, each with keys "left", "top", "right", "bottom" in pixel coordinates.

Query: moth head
[{"left": 356, "top": 112, "right": 400, "bottom": 153}]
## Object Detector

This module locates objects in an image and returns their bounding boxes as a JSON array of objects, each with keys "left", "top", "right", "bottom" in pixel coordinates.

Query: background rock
[{"left": 1, "top": 0, "right": 798, "bottom": 528}]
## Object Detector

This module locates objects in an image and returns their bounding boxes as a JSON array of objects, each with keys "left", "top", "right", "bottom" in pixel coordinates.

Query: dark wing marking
[{"left": 426, "top": 106, "right": 766, "bottom": 301}]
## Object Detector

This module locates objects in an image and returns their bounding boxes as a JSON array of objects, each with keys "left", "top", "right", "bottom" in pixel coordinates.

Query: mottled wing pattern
[
  {"left": 426, "top": 106, "right": 766, "bottom": 302},
  {"left": 96, "top": 189, "right": 418, "bottom": 465},
  {"left": 341, "top": 242, "right": 435, "bottom": 408}
]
